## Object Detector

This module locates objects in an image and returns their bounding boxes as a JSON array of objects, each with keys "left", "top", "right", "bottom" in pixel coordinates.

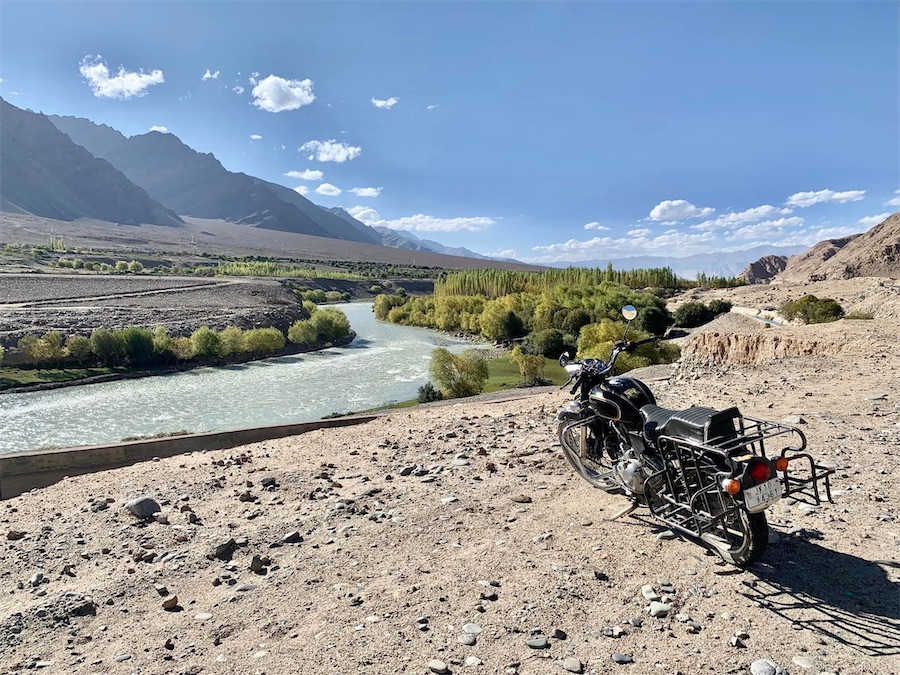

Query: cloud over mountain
[
  {"left": 79, "top": 55, "right": 164, "bottom": 99},
  {"left": 300, "top": 139, "right": 362, "bottom": 163},
  {"left": 251, "top": 75, "right": 315, "bottom": 112}
]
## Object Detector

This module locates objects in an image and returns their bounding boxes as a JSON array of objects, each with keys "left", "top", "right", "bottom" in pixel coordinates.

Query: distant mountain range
[
  {"left": 550, "top": 245, "right": 808, "bottom": 279},
  {"left": 0, "top": 99, "right": 182, "bottom": 227}
]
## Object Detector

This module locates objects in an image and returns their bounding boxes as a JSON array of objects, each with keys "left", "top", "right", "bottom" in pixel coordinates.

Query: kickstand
[{"left": 608, "top": 500, "right": 638, "bottom": 521}]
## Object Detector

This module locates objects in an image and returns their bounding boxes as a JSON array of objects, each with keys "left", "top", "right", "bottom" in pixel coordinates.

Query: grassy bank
[{"left": 0, "top": 366, "right": 122, "bottom": 389}]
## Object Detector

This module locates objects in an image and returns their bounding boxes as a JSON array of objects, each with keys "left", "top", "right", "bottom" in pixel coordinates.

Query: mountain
[
  {"left": 550, "top": 245, "right": 808, "bottom": 279},
  {"left": 778, "top": 212, "right": 900, "bottom": 281},
  {"left": 0, "top": 99, "right": 182, "bottom": 227},
  {"left": 48, "top": 115, "right": 377, "bottom": 242},
  {"left": 738, "top": 255, "right": 788, "bottom": 284},
  {"left": 369, "top": 225, "right": 522, "bottom": 262}
]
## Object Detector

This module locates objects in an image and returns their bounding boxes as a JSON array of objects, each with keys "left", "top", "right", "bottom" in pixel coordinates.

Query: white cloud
[
  {"left": 0, "top": 78, "right": 4, "bottom": 84},
  {"left": 728, "top": 217, "right": 805, "bottom": 240},
  {"left": 884, "top": 190, "right": 900, "bottom": 207},
  {"left": 251, "top": 75, "right": 315, "bottom": 112},
  {"left": 426, "top": 104, "right": 437, "bottom": 110},
  {"left": 149, "top": 125, "right": 168, "bottom": 133},
  {"left": 79, "top": 55, "right": 164, "bottom": 99},
  {"left": 233, "top": 84, "right": 245, "bottom": 95},
  {"left": 300, "top": 139, "right": 362, "bottom": 163},
  {"left": 348, "top": 206, "right": 495, "bottom": 232},
  {"left": 584, "top": 221, "right": 610, "bottom": 231},
  {"left": 528, "top": 229, "right": 717, "bottom": 263},
  {"left": 315, "top": 183, "right": 342, "bottom": 197},
  {"left": 284, "top": 169, "right": 324, "bottom": 181},
  {"left": 249, "top": 71, "right": 260, "bottom": 86},
  {"left": 371, "top": 96, "right": 399, "bottom": 109},
  {"left": 691, "top": 204, "right": 793, "bottom": 231},
  {"left": 785, "top": 188, "right": 866, "bottom": 208},
  {"left": 649, "top": 199, "right": 715, "bottom": 221},
  {"left": 202, "top": 69, "right": 220, "bottom": 81},
  {"left": 293, "top": 185, "right": 310, "bottom": 196},
  {"left": 492, "top": 248, "right": 519, "bottom": 259},
  {"left": 249, "top": 134, "right": 262, "bottom": 140},
  {"left": 350, "top": 187, "right": 382, "bottom": 197},
  {"left": 858, "top": 213, "right": 891, "bottom": 228},
  {"left": 627, "top": 228, "right": 652, "bottom": 238}
]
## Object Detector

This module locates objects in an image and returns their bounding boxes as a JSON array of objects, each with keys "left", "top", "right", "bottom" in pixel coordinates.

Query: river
[{"left": 0, "top": 303, "right": 475, "bottom": 454}]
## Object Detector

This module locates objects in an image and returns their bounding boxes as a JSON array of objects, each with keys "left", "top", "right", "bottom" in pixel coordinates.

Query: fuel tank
[{"left": 588, "top": 376, "right": 657, "bottom": 427}]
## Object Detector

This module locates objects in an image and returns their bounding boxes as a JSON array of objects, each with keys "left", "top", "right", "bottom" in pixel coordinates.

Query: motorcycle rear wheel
[
  {"left": 558, "top": 419, "right": 621, "bottom": 492},
  {"left": 702, "top": 510, "right": 769, "bottom": 568}
]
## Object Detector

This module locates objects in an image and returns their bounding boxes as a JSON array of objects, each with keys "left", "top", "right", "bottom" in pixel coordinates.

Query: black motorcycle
[{"left": 557, "top": 305, "right": 834, "bottom": 566}]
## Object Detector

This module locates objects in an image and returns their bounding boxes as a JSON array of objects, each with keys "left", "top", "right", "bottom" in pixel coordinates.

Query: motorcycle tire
[
  {"left": 557, "top": 419, "right": 622, "bottom": 493},
  {"left": 703, "top": 510, "right": 769, "bottom": 568}
]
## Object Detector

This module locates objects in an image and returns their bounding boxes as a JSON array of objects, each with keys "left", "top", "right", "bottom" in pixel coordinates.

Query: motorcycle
[{"left": 557, "top": 305, "right": 834, "bottom": 567}]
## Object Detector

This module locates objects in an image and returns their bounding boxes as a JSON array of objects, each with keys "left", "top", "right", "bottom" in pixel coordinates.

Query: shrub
[
  {"left": 119, "top": 326, "right": 154, "bottom": 366},
  {"left": 115, "top": 261, "right": 128, "bottom": 272},
  {"left": 843, "top": 311, "right": 874, "bottom": 320},
  {"left": 90, "top": 328, "right": 124, "bottom": 365},
  {"left": 707, "top": 299, "right": 733, "bottom": 316},
  {"left": 374, "top": 293, "right": 407, "bottom": 320},
  {"left": 288, "top": 320, "right": 318, "bottom": 345},
  {"left": 510, "top": 345, "right": 547, "bottom": 386},
  {"left": 324, "top": 290, "right": 343, "bottom": 302},
  {"left": 635, "top": 306, "right": 671, "bottom": 336},
  {"left": 218, "top": 325, "right": 245, "bottom": 356},
  {"left": 311, "top": 307, "right": 351, "bottom": 342},
  {"left": 302, "top": 300, "right": 318, "bottom": 316},
  {"left": 242, "top": 327, "right": 286, "bottom": 355},
  {"left": 170, "top": 336, "right": 194, "bottom": 360},
  {"left": 191, "top": 326, "right": 221, "bottom": 357},
  {"left": 522, "top": 328, "right": 566, "bottom": 358},
  {"left": 779, "top": 295, "right": 844, "bottom": 324},
  {"left": 429, "top": 348, "right": 489, "bottom": 399},
  {"left": 0, "top": 345, "right": 4, "bottom": 364},
  {"left": 673, "top": 302, "right": 715, "bottom": 328},
  {"left": 65, "top": 335, "right": 91, "bottom": 362},
  {"left": 578, "top": 319, "right": 680, "bottom": 372},
  {"left": 417, "top": 382, "right": 444, "bottom": 403},
  {"left": 152, "top": 325, "right": 173, "bottom": 355},
  {"left": 369, "top": 285, "right": 383, "bottom": 295}
]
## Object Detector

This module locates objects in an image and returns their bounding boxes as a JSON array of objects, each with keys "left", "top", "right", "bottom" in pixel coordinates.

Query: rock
[
  {"left": 153, "top": 583, "right": 169, "bottom": 596},
  {"left": 29, "top": 572, "right": 44, "bottom": 587},
  {"left": 465, "top": 656, "right": 483, "bottom": 666},
  {"left": 214, "top": 538, "right": 236, "bottom": 559},
  {"left": 750, "top": 659, "right": 789, "bottom": 675},
  {"left": 250, "top": 555, "right": 267, "bottom": 573},
  {"left": 428, "top": 659, "right": 449, "bottom": 674},
  {"left": 783, "top": 415, "right": 806, "bottom": 425},
  {"left": 552, "top": 628, "right": 567, "bottom": 639},
  {"left": 125, "top": 496, "right": 161, "bottom": 519},
  {"left": 463, "top": 623, "right": 482, "bottom": 634},
  {"left": 791, "top": 656, "right": 815, "bottom": 669},
  {"left": 235, "top": 584, "right": 256, "bottom": 592},
  {"left": 7, "top": 530, "right": 26, "bottom": 540},
  {"left": 194, "top": 612, "right": 213, "bottom": 621},
  {"left": 628, "top": 618, "right": 643, "bottom": 628},
  {"left": 162, "top": 595, "right": 179, "bottom": 610},
  {"left": 648, "top": 601, "right": 671, "bottom": 617},
  {"left": 656, "top": 529, "right": 676, "bottom": 540},
  {"left": 641, "top": 585, "right": 660, "bottom": 601},
  {"left": 282, "top": 531, "right": 303, "bottom": 544},
  {"left": 441, "top": 496, "right": 459, "bottom": 505},
  {"left": 730, "top": 636, "right": 746, "bottom": 648},
  {"left": 154, "top": 512, "right": 169, "bottom": 525},
  {"left": 527, "top": 637, "right": 549, "bottom": 649},
  {"left": 114, "top": 654, "right": 132, "bottom": 663},
  {"left": 511, "top": 494, "right": 532, "bottom": 503},
  {"left": 459, "top": 633, "right": 476, "bottom": 645},
  {"left": 593, "top": 569, "right": 609, "bottom": 582},
  {"left": 866, "top": 394, "right": 887, "bottom": 401},
  {"left": 561, "top": 657, "right": 583, "bottom": 673},
  {"left": 611, "top": 653, "right": 633, "bottom": 664}
]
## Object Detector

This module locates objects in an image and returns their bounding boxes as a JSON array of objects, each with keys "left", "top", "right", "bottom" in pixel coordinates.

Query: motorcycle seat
[{"left": 640, "top": 405, "right": 680, "bottom": 444}]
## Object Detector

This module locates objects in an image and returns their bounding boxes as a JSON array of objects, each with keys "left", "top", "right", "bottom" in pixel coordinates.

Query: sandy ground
[{"left": 1, "top": 300, "right": 899, "bottom": 675}]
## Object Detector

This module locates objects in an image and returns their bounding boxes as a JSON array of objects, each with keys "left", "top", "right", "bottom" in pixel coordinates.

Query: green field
[
  {"left": 0, "top": 366, "right": 120, "bottom": 390},
  {"left": 482, "top": 353, "right": 569, "bottom": 393}
]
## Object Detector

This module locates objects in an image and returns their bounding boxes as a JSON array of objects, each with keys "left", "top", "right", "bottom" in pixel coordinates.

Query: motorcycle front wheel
[{"left": 557, "top": 418, "right": 622, "bottom": 492}]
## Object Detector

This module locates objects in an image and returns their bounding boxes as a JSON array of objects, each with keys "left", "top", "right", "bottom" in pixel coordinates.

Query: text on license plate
[{"left": 744, "top": 478, "right": 781, "bottom": 512}]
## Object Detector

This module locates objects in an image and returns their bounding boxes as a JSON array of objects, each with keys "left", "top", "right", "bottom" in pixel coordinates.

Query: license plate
[{"left": 744, "top": 478, "right": 781, "bottom": 512}]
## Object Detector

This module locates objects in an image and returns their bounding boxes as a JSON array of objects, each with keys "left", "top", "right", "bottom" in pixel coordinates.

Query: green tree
[
  {"left": 152, "top": 324, "right": 173, "bottom": 355},
  {"left": 288, "top": 320, "right": 318, "bottom": 345},
  {"left": 417, "top": 382, "right": 444, "bottom": 403},
  {"left": 115, "top": 261, "right": 128, "bottom": 272},
  {"left": 65, "top": 335, "right": 92, "bottom": 363},
  {"left": 635, "top": 306, "right": 671, "bottom": 336},
  {"left": 0, "top": 345, "right": 4, "bottom": 364},
  {"left": 311, "top": 307, "right": 351, "bottom": 342},
  {"left": 218, "top": 325, "right": 245, "bottom": 356},
  {"left": 191, "top": 326, "right": 221, "bottom": 357},
  {"left": 17, "top": 334, "right": 40, "bottom": 362},
  {"left": 127, "top": 260, "right": 144, "bottom": 273},
  {"left": 429, "top": 348, "right": 489, "bottom": 399},
  {"left": 780, "top": 295, "right": 844, "bottom": 324},
  {"left": 90, "top": 329, "right": 124, "bottom": 365},
  {"left": 578, "top": 319, "right": 679, "bottom": 372},
  {"left": 170, "top": 336, "right": 194, "bottom": 360},
  {"left": 119, "top": 326, "right": 154, "bottom": 366},
  {"left": 510, "top": 344, "right": 546, "bottom": 386},
  {"left": 673, "top": 302, "right": 714, "bottom": 328},
  {"left": 521, "top": 328, "right": 566, "bottom": 358},
  {"left": 242, "top": 327, "right": 286, "bottom": 355}
]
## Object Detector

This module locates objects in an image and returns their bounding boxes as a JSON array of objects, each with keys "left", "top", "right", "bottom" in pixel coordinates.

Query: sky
[{"left": 0, "top": 0, "right": 897, "bottom": 264}]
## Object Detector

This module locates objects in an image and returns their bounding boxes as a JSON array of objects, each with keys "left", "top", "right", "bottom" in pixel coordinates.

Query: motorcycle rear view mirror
[
  {"left": 622, "top": 305, "right": 638, "bottom": 322},
  {"left": 559, "top": 351, "right": 572, "bottom": 367}
]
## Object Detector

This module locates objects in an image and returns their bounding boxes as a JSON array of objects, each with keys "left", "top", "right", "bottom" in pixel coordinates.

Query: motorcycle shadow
[{"left": 744, "top": 535, "right": 899, "bottom": 657}]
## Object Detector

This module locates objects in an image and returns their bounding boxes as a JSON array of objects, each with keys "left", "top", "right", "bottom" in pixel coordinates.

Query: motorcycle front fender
[{"left": 558, "top": 400, "right": 589, "bottom": 422}]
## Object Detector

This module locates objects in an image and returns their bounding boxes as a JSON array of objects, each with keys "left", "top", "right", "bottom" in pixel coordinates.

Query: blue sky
[{"left": 1, "top": 0, "right": 897, "bottom": 263}]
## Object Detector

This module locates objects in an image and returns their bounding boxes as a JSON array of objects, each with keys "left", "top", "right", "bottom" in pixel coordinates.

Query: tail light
[
  {"left": 748, "top": 459, "right": 773, "bottom": 483},
  {"left": 774, "top": 456, "right": 789, "bottom": 472}
]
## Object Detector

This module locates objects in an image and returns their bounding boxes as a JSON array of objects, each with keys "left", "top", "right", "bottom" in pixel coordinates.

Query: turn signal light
[
  {"left": 722, "top": 479, "right": 742, "bottom": 495},
  {"left": 774, "top": 457, "right": 789, "bottom": 472},
  {"left": 749, "top": 460, "right": 772, "bottom": 483}
]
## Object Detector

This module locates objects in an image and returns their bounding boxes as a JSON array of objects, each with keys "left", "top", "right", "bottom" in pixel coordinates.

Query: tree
[
  {"left": 90, "top": 329, "right": 124, "bottom": 365},
  {"left": 0, "top": 345, "right": 4, "bottom": 364},
  {"left": 218, "top": 325, "right": 244, "bottom": 356},
  {"left": 191, "top": 326, "right": 221, "bottom": 357},
  {"left": 152, "top": 325, "right": 173, "bottom": 355},
  {"left": 673, "top": 302, "right": 714, "bottom": 328},
  {"left": 119, "top": 326, "right": 154, "bottom": 366},
  {"left": 242, "top": 327, "right": 286, "bottom": 355},
  {"left": 310, "top": 307, "right": 351, "bottom": 342},
  {"left": 170, "top": 336, "right": 194, "bottom": 360},
  {"left": 115, "top": 261, "right": 128, "bottom": 272},
  {"left": 429, "top": 348, "right": 489, "bottom": 399},
  {"left": 65, "top": 335, "right": 92, "bottom": 363},
  {"left": 510, "top": 345, "right": 547, "bottom": 386},
  {"left": 521, "top": 328, "right": 565, "bottom": 358},
  {"left": 779, "top": 295, "right": 844, "bottom": 324},
  {"left": 578, "top": 319, "right": 679, "bottom": 372},
  {"left": 127, "top": 260, "right": 144, "bottom": 273},
  {"left": 635, "top": 306, "right": 671, "bottom": 336}
]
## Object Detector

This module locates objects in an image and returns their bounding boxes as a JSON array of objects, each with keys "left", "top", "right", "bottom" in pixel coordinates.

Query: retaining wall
[{"left": 0, "top": 415, "right": 377, "bottom": 499}]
